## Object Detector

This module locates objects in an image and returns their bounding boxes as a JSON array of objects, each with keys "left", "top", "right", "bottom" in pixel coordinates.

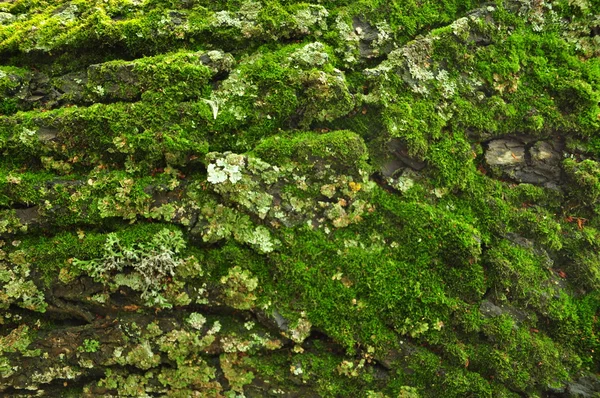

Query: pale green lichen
[
  {"left": 72, "top": 228, "right": 187, "bottom": 305},
  {"left": 0, "top": 0, "right": 599, "bottom": 396},
  {"left": 187, "top": 313, "right": 207, "bottom": 330},
  {"left": 0, "top": 246, "right": 47, "bottom": 315},
  {"left": 118, "top": 341, "right": 161, "bottom": 370},
  {"left": 220, "top": 266, "right": 259, "bottom": 310},
  {"left": 207, "top": 153, "right": 245, "bottom": 184},
  {"left": 288, "top": 41, "right": 330, "bottom": 67}
]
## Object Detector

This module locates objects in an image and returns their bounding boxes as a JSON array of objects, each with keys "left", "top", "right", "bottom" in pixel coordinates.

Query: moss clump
[
  {"left": 564, "top": 158, "right": 600, "bottom": 213},
  {"left": 252, "top": 130, "right": 369, "bottom": 173}
]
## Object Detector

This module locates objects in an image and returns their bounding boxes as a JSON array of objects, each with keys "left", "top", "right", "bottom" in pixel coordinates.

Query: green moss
[
  {"left": 20, "top": 222, "right": 179, "bottom": 281},
  {"left": 0, "top": 101, "right": 212, "bottom": 174},
  {"left": 564, "top": 158, "right": 600, "bottom": 212},
  {"left": 251, "top": 130, "right": 369, "bottom": 172},
  {"left": 79, "top": 339, "right": 100, "bottom": 353},
  {"left": 0, "top": 169, "right": 56, "bottom": 207},
  {"left": 0, "top": 66, "right": 30, "bottom": 116},
  {"left": 1, "top": 0, "right": 599, "bottom": 395},
  {"left": 560, "top": 225, "right": 600, "bottom": 292},
  {"left": 84, "top": 49, "right": 221, "bottom": 103},
  {"left": 484, "top": 240, "right": 554, "bottom": 310}
]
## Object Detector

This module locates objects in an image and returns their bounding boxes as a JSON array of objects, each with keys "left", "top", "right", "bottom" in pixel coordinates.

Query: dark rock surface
[{"left": 485, "top": 137, "right": 565, "bottom": 188}]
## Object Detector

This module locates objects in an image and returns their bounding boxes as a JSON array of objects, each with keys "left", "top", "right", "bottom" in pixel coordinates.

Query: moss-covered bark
[{"left": 1, "top": 0, "right": 599, "bottom": 396}]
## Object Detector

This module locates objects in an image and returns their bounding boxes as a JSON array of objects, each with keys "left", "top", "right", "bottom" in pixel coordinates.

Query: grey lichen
[{"left": 72, "top": 228, "right": 186, "bottom": 304}]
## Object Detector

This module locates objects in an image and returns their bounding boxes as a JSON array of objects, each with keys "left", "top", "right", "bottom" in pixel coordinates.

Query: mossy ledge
[{"left": 1, "top": 0, "right": 599, "bottom": 397}]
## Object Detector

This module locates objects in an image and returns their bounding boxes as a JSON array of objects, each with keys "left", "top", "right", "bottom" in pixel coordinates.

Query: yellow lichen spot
[
  {"left": 349, "top": 181, "right": 361, "bottom": 192},
  {"left": 58, "top": 268, "right": 77, "bottom": 284},
  {"left": 6, "top": 174, "right": 21, "bottom": 184},
  {"left": 341, "top": 276, "right": 353, "bottom": 288},
  {"left": 266, "top": 339, "right": 283, "bottom": 350}
]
